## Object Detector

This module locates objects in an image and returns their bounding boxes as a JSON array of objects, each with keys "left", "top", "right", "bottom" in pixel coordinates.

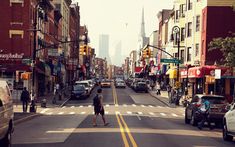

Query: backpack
[{"left": 93, "top": 95, "right": 100, "bottom": 107}]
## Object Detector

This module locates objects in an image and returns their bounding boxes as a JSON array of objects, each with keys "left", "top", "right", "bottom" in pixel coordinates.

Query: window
[
  {"left": 181, "top": 50, "right": 185, "bottom": 63},
  {"left": 196, "top": 15, "right": 200, "bottom": 32},
  {"left": 181, "top": 28, "right": 185, "bottom": 41},
  {"left": 187, "top": 22, "right": 192, "bottom": 37},
  {"left": 175, "top": 10, "right": 179, "bottom": 22},
  {"left": 188, "top": 0, "right": 193, "bottom": 10},
  {"left": 195, "top": 44, "right": 199, "bottom": 56},
  {"left": 180, "top": 4, "right": 186, "bottom": 17},
  {"left": 187, "top": 47, "right": 192, "bottom": 61}
]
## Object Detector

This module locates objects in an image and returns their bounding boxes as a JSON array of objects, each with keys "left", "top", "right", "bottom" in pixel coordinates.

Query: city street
[{"left": 12, "top": 85, "right": 235, "bottom": 147}]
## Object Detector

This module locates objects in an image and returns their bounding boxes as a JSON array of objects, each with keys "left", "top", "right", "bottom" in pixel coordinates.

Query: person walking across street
[
  {"left": 93, "top": 88, "right": 109, "bottom": 127},
  {"left": 198, "top": 99, "right": 212, "bottom": 130},
  {"left": 20, "top": 87, "right": 30, "bottom": 112}
]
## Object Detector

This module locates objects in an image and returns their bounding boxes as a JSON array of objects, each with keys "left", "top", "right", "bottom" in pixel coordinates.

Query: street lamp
[{"left": 171, "top": 26, "right": 181, "bottom": 105}]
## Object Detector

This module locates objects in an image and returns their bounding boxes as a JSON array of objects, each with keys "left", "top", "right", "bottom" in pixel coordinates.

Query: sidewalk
[{"left": 13, "top": 87, "right": 71, "bottom": 125}]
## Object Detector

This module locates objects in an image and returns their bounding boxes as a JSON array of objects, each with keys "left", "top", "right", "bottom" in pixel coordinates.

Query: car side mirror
[{"left": 0, "top": 99, "right": 3, "bottom": 107}]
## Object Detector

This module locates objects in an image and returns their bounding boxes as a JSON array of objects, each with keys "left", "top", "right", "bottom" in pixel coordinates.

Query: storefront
[{"left": 187, "top": 65, "right": 232, "bottom": 99}]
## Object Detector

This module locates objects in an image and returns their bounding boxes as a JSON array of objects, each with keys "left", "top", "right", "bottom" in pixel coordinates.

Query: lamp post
[{"left": 171, "top": 26, "right": 181, "bottom": 106}]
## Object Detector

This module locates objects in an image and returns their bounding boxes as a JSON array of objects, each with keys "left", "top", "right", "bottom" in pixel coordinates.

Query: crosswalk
[{"left": 38, "top": 104, "right": 185, "bottom": 119}]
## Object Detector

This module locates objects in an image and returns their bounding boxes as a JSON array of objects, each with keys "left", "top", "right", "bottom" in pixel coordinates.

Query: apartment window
[
  {"left": 175, "top": 10, "right": 180, "bottom": 22},
  {"left": 187, "top": 22, "right": 192, "bottom": 37},
  {"left": 181, "top": 50, "right": 185, "bottom": 63},
  {"left": 187, "top": 47, "right": 192, "bottom": 61},
  {"left": 188, "top": 0, "right": 193, "bottom": 10},
  {"left": 196, "top": 15, "right": 200, "bottom": 32},
  {"left": 195, "top": 44, "right": 199, "bottom": 56},
  {"left": 180, "top": 4, "right": 186, "bottom": 17},
  {"left": 181, "top": 28, "right": 185, "bottom": 41}
]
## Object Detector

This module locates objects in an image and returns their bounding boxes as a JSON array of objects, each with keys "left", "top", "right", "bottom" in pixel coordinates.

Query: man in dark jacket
[{"left": 20, "top": 87, "right": 30, "bottom": 112}]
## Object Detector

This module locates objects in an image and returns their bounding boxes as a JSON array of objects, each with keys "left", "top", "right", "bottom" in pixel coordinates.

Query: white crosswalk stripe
[
  {"left": 138, "top": 112, "right": 143, "bottom": 115},
  {"left": 132, "top": 104, "right": 136, "bottom": 107},
  {"left": 70, "top": 106, "right": 75, "bottom": 108},
  {"left": 80, "top": 112, "right": 86, "bottom": 114},
  {"left": 115, "top": 104, "right": 119, "bottom": 107},
  {"left": 149, "top": 112, "right": 155, "bottom": 115},
  {"left": 69, "top": 112, "right": 75, "bottom": 115},
  {"left": 123, "top": 104, "right": 127, "bottom": 107},
  {"left": 141, "top": 105, "right": 146, "bottom": 107},
  {"left": 171, "top": 113, "right": 178, "bottom": 117},
  {"left": 58, "top": 112, "right": 64, "bottom": 115},
  {"left": 148, "top": 105, "right": 153, "bottom": 108},
  {"left": 88, "top": 105, "right": 92, "bottom": 107},
  {"left": 105, "top": 111, "right": 109, "bottom": 114},
  {"left": 160, "top": 113, "right": 166, "bottom": 116},
  {"left": 105, "top": 104, "right": 110, "bottom": 107},
  {"left": 79, "top": 105, "right": 83, "bottom": 108}
]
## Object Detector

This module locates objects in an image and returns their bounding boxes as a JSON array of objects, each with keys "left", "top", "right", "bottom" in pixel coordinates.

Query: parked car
[
  {"left": 223, "top": 103, "right": 235, "bottom": 141},
  {"left": 75, "top": 81, "right": 92, "bottom": 96},
  {"left": 71, "top": 85, "right": 88, "bottom": 99},
  {"left": 101, "top": 79, "right": 111, "bottom": 88},
  {"left": 115, "top": 80, "right": 126, "bottom": 88},
  {"left": 133, "top": 80, "right": 148, "bottom": 93},
  {"left": 0, "top": 80, "right": 14, "bottom": 146},
  {"left": 185, "top": 94, "right": 227, "bottom": 126}
]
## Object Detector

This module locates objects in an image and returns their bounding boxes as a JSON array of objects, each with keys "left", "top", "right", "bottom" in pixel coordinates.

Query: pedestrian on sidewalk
[
  {"left": 155, "top": 82, "right": 161, "bottom": 95},
  {"left": 92, "top": 88, "right": 109, "bottom": 127},
  {"left": 20, "top": 87, "right": 30, "bottom": 112}
]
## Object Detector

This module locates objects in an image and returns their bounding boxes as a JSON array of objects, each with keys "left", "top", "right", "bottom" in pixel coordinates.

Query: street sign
[{"left": 160, "top": 58, "right": 181, "bottom": 64}]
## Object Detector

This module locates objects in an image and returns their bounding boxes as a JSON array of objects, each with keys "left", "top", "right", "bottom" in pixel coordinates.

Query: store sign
[{"left": 0, "top": 53, "right": 24, "bottom": 59}]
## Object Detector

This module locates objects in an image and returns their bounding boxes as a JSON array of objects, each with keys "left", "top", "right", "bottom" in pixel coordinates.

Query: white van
[{"left": 0, "top": 80, "right": 14, "bottom": 146}]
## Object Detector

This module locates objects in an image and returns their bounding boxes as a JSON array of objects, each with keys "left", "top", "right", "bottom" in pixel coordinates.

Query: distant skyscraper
[
  {"left": 113, "top": 41, "right": 122, "bottom": 66},
  {"left": 99, "top": 34, "right": 111, "bottom": 64}
]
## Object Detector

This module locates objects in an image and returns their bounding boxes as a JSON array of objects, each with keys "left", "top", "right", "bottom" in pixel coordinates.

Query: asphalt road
[{"left": 12, "top": 84, "right": 235, "bottom": 147}]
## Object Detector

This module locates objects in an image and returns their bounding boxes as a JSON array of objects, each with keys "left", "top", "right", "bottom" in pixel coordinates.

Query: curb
[
  {"left": 149, "top": 92, "right": 171, "bottom": 107},
  {"left": 14, "top": 113, "right": 41, "bottom": 125},
  {"left": 60, "top": 97, "right": 71, "bottom": 107}
]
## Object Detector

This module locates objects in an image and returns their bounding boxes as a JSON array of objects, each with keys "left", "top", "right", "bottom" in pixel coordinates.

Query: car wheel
[
  {"left": 223, "top": 122, "right": 233, "bottom": 141},
  {"left": 185, "top": 111, "right": 190, "bottom": 124},
  {"left": 0, "top": 127, "right": 12, "bottom": 147},
  {"left": 191, "top": 113, "right": 198, "bottom": 126}
]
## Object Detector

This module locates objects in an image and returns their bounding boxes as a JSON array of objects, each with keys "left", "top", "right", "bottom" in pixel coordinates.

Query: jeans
[{"left": 198, "top": 112, "right": 211, "bottom": 129}]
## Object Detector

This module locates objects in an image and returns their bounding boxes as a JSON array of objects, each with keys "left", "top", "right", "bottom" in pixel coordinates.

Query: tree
[{"left": 208, "top": 34, "right": 235, "bottom": 67}]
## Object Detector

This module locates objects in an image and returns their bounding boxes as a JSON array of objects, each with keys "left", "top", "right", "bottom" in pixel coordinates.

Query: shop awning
[
  {"left": 188, "top": 65, "right": 232, "bottom": 78},
  {"left": 166, "top": 68, "right": 177, "bottom": 79}
]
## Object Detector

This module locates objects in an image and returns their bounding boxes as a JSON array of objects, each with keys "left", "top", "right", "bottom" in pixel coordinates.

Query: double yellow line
[
  {"left": 116, "top": 113, "right": 138, "bottom": 147},
  {"left": 112, "top": 83, "right": 137, "bottom": 147}
]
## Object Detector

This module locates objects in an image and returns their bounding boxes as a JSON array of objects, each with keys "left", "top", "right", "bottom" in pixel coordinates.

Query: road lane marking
[
  {"left": 105, "top": 104, "right": 110, "bottom": 107},
  {"left": 62, "top": 106, "right": 66, "bottom": 108},
  {"left": 115, "top": 111, "right": 120, "bottom": 114},
  {"left": 149, "top": 112, "right": 155, "bottom": 115},
  {"left": 69, "top": 112, "right": 75, "bottom": 115},
  {"left": 141, "top": 105, "right": 145, "bottom": 107},
  {"left": 116, "top": 114, "right": 130, "bottom": 147},
  {"left": 80, "top": 112, "right": 86, "bottom": 114},
  {"left": 71, "top": 106, "right": 75, "bottom": 108},
  {"left": 115, "top": 104, "right": 119, "bottom": 107},
  {"left": 79, "top": 105, "right": 83, "bottom": 108},
  {"left": 138, "top": 112, "right": 143, "bottom": 115},
  {"left": 123, "top": 104, "right": 127, "bottom": 107},
  {"left": 47, "top": 112, "right": 53, "bottom": 115},
  {"left": 132, "top": 104, "right": 136, "bottom": 107},
  {"left": 88, "top": 105, "right": 92, "bottom": 107},
  {"left": 148, "top": 105, "right": 153, "bottom": 108},
  {"left": 160, "top": 113, "right": 166, "bottom": 116},
  {"left": 112, "top": 83, "right": 118, "bottom": 105},
  {"left": 58, "top": 112, "right": 64, "bottom": 115},
  {"left": 105, "top": 111, "right": 109, "bottom": 114},
  {"left": 127, "top": 111, "right": 132, "bottom": 115},
  {"left": 40, "top": 108, "right": 50, "bottom": 114},
  {"left": 119, "top": 114, "right": 138, "bottom": 147},
  {"left": 171, "top": 113, "right": 178, "bottom": 117}
]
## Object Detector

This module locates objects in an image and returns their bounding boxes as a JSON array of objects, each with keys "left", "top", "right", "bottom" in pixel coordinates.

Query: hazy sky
[{"left": 73, "top": 0, "right": 173, "bottom": 62}]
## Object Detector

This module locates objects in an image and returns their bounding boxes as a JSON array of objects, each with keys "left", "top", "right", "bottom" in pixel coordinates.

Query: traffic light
[
  {"left": 79, "top": 45, "right": 87, "bottom": 55},
  {"left": 142, "top": 50, "right": 147, "bottom": 58}
]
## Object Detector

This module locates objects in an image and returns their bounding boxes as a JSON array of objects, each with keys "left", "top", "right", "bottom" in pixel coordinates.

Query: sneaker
[{"left": 104, "top": 123, "right": 109, "bottom": 126}]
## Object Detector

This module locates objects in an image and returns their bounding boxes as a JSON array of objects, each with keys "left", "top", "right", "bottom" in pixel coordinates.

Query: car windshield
[
  {"left": 76, "top": 83, "right": 88, "bottom": 87},
  {"left": 73, "top": 85, "right": 85, "bottom": 91},
  {"left": 202, "top": 96, "right": 225, "bottom": 104}
]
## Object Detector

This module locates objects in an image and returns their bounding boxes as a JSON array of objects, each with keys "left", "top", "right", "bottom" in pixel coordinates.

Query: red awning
[
  {"left": 135, "top": 67, "right": 143, "bottom": 73},
  {"left": 188, "top": 65, "right": 232, "bottom": 78}
]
